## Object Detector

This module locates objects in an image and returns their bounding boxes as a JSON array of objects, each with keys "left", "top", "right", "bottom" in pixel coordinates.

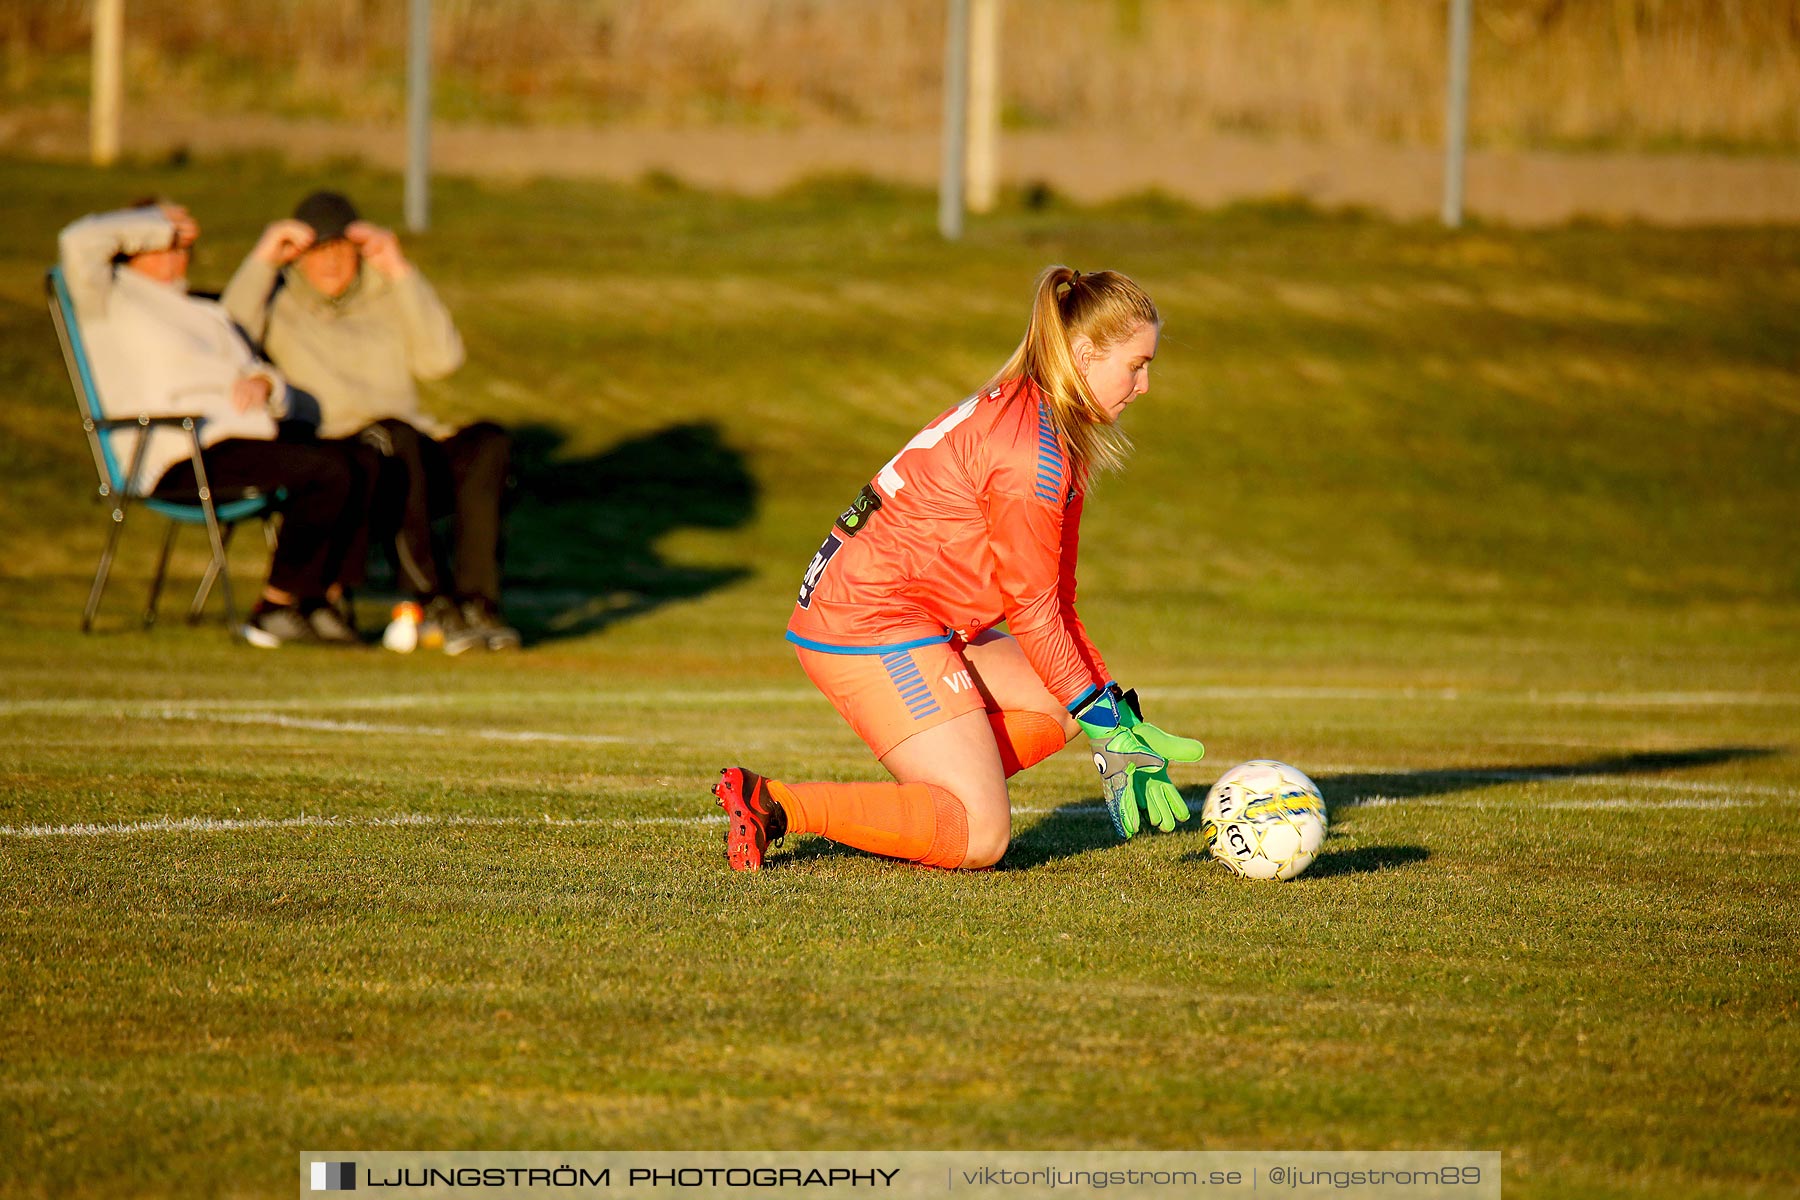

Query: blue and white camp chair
[{"left": 46, "top": 266, "right": 282, "bottom": 633}]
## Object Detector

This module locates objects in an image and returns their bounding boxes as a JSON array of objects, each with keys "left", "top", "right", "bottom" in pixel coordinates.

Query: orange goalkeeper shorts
[{"left": 795, "top": 640, "right": 990, "bottom": 759}]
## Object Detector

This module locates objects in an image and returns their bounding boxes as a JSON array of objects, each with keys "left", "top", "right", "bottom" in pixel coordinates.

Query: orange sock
[
  {"left": 768, "top": 779, "right": 970, "bottom": 868},
  {"left": 988, "top": 710, "right": 1069, "bottom": 777}
]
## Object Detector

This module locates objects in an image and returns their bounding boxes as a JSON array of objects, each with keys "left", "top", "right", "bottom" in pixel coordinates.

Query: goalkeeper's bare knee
[{"left": 959, "top": 792, "right": 1012, "bottom": 868}]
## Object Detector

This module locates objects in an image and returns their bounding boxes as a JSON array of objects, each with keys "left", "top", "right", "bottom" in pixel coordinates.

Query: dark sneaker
[
  {"left": 241, "top": 604, "right": 317, "bottom": 648},
  {"left": 423, "top": 595, "right": 484, "bottom": 656},
  {"left": 305, "top": 601, "right": 362, "bottom": 645},
  {"left": 460, "top": 598, "right": 521, "bottom": 651},
  {"left": 713, "top": 767, "right": 788, "bottom": 872}
]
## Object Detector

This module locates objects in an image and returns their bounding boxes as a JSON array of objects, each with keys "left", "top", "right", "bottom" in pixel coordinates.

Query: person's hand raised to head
[
  {"left": 252, "top": 219, "right": 315, "bottom": 266},
  {"left": 346, "top": 221, "right": 411, "bottom": 279},
  {"left": 230, "top": 375, "right": 274, "bottom": 414},
  {"left": 158, "top": 203, "right": 199, "bottom": 251}
]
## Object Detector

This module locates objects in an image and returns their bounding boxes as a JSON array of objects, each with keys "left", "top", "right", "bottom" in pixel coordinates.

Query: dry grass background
[{"left": 4, "top": 0, "right": 1799, "bottom": 151}]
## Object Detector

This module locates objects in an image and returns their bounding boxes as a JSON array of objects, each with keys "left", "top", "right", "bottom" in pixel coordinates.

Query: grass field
[{"left": 0, "top": 155, "right": 1797, "bottom": 1199}]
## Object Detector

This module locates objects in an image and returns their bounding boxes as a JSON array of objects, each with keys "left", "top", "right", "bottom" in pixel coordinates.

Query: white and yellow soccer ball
[{"left": 1201, "top": 759, "right": 1328, "bottom": 881}]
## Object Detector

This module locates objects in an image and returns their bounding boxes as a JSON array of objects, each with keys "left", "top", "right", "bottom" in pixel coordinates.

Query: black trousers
[
  {"left": 152, "top": 437, "right": 378, "bottom": 601},
  {"left": 349, "top": 419, "right": 510, "bottom": 604}
]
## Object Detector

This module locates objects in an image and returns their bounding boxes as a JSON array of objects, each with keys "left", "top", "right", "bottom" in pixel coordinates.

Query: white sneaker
[{"left": 382, "top": 601, "right": 423, "bottom": 653}]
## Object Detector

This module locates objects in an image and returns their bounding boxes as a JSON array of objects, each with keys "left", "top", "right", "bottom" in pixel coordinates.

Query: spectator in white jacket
[{"left": 58, "top": 201, "right": 374, "bottom": 647}]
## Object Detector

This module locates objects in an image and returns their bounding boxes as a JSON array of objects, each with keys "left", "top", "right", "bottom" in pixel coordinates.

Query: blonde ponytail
[{"left": 984, "top": 265, "right": 1160, "bottom": 479}]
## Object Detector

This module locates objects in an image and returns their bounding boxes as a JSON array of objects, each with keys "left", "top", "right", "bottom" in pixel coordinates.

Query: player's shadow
[
  {"left": 774, "top": 813, "right": 1134, "bottom": 873},
  {"left": 1002, "top": 805, "right": 1138, "bottom": 870},
  {"left": 1001, "top": 744, "right": 1778, "bottom": 873},
  {"left": 1318, "top": 745, "right": 1778, "bottom": 813},
  {"left": 1172, "top": 843, "right": 1431, "bottom": 879},
  {"left": 786, "top": 820, "right": 1432, "bottom": 877},
  {"left": 500, "top": 421, "right": 757, "bottom": 642},
  {"left": 1297, "top": 845, "right": 1431, "bottom": 878},
  {"left": 782, "top": 838, "right": 879, "bottom": 868}
]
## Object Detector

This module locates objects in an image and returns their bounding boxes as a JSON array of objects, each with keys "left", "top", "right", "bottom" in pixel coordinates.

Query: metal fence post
[
  {"left": 90, "top": 0, "right": 124, "bottom": 167},
  {"left": 1442, "top": 0, "right": 1472, "bottom": 228},
  {"left": 967, "top": 0, "right": 1002, "bottom": 215},
  {"left": 405, "top": 0, "right": 432, "bottom": 233},
  {"left": 939, "top": 0, "right": 971, "bottom": 240}
]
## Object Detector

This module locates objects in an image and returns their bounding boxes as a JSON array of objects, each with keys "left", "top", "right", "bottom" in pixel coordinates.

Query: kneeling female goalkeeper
[{"left": 715, "top": 265, "right": 1204, "bottom": 870}]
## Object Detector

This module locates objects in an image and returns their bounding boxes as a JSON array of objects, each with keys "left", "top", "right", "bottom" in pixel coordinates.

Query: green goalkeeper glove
[{"left": 1073, "top": 683, "right": 1205, "bottom": 840}]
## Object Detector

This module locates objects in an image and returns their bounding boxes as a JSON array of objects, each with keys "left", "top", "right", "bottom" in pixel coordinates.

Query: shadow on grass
[
  {"left": 1317, "top": 745, "right": 1779, "bottom": 812},
  {"left": 733, "top": 748, "right": 1780, "bottom": 874},
  {"left": 773, "top": 810, "right": 1126, "bottom": 874},
  {"left": 1001, "top": 744, "right": 1779, "bottom": 872},
  {"left": 499, "top": 421, "right": 757, "bottom": 642},
  {"left": 774, "top": 821, "right": 1432, "bottom": 879},
  {"left": 781, "top": 837, "right": 872, "bottom": 868},
  {"left": 1168, "top": 843, "right": 1430, "bottom": 880},
  {"left": 1266, "top": 844, "right": 1430, "bottom": 879}
]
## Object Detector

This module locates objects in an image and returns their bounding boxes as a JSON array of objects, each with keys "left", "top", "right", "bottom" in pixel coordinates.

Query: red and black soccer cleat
[{"left": 714, "top": 766, "right": 789, "bottom": 872}]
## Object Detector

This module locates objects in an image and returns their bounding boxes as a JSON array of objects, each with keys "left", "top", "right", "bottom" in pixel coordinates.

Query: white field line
[
  {"left": 3, "top": 701, "right": 1781, "bottom": 800},
  {"left": 5, "top": 709, "right": 1785, "bottom": 798},
  {"left": 0, "top": 812, "right": 724, "bottom": 838},
  {"left": 2, "top": 693, "right": 1794, "bottom": 763},
  {"left": 1306, "top": 766, "right": 1796, "bottom": 798},
  {"left": 3, "top": 684, "right": 1799, "bottom": 722},
  {"left": 0, "top": 697, "right": 1790, "bottom": 837},
  {"left": 6, "top": 699, "right": 1786, "bottom": 795},
  {"left": 2, "top": 789, "right": 1785, "bottom": 839},
  {"left": 0, "top": 692, "right": 821, "bottom": 717},
  {"left": 1150, "top": 687, "right": 1800, "bottom": 707},
  {"left": 1349, "top": 796, "right": 1762, "bottom": 810},
  {"left": 0, "top": 704, "right": 635, "bottom": 745},
  {"left": 0, "top": 807, "right": 1099, "bottom": 839},
  {"left": 151, "top": 709, "right": 634, "bottom": 745}
]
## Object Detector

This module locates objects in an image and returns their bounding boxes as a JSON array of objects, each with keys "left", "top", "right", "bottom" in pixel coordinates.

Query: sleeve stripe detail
[{"left": 1034, "top": 404, "right": 1067, "bottom": 504}]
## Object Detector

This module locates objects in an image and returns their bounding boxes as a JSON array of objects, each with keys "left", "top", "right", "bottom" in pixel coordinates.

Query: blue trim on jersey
[{"left": 785, "top": 631, "right": 953, "bottom": 656}]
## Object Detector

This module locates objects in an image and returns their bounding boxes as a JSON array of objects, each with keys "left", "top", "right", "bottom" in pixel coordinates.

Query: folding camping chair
[{"left": 46, "top": 266, "right": 282, "bottom": 634}]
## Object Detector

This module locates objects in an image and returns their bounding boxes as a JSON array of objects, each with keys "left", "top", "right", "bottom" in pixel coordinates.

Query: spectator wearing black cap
[{"left": 223, "top": 191, "right": 518, "bottom": 654}]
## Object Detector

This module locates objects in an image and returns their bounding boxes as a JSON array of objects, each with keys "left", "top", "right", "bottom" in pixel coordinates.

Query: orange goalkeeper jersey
[{"left": 786, "top": 377, "right": 1111, "bottom": 707}]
